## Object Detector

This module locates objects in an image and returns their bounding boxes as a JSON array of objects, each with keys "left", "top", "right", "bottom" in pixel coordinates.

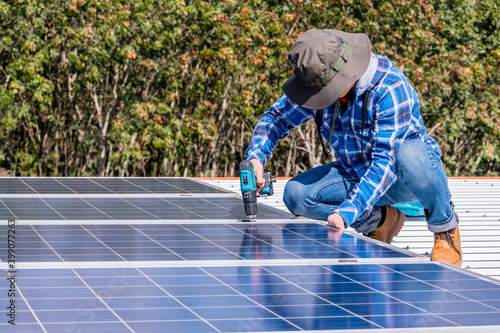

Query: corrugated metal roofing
[{"left": 203, "top": 177, "right": 500, "bottom": 281}]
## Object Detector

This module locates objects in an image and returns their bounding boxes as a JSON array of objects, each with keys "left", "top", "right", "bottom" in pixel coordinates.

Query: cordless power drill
[{"left": 239, "top": 160, "right": 276, "bottom": 218}]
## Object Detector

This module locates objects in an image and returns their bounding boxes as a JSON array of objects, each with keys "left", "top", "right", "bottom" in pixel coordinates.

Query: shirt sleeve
[
  {"left": 244, "top": 94, "right": 313, "bottom": 166},
  {"left": 337, "top": 82, "right": 415, "bottom": 226}
]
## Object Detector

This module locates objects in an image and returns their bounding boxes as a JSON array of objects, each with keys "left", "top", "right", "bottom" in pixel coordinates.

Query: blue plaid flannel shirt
[{"left": 245, "top": 54, "right": 441, "bottom": 226}]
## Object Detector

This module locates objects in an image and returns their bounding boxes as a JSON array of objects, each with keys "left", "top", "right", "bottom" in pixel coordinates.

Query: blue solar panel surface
[
  {"left": 1, "top": 177, "right": 500, "bottom": 332},
  {"left": 0, "top": 223, "right": 413, "bottom": 263},
  {"left": 0, "top": 196, "right": 292, "bottom": 221},
  {"left": 0, "top": 177, "right": 229, "bottom": 194},
  {"left": 2, "top": 263, "right": 500, "bottom": 332}
]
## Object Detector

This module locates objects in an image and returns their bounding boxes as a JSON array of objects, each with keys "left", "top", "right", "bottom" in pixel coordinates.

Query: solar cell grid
[
  {"left": 43, "top": 198, "right": 112, "bottom": 220},
  {"left": 90, "top": 178, "right": 151, "bottom": 194},
  {"left": 0, "top": 178, "right": 37, "bottom": 194},
  {"left": 0, "top": 223, "right": 414, "bottom": 264},
  {"left": 0, "top": 177, "right": 231, "bottom": 195},
  {"left": 123, "top": 178, "right": 188, "bottom": 193},
  {"left": 2, "top": 263, "right": 500, "bottom": 332},
  {"left": 0, "top": 196, "right": 294, "bottom": 221},
  {"left": 1, "top": 198, "right": 64, "bottom": 220},
  {"left": 21, "top": 178, "right": 76, "bottom": 194},
  {"left": 156, "top": 178, "right": 228, "bottom": 194},
  {"left": 1, "top": 177, "right": 500, "bottom": 332},
  {"left": 54, "top": 178, "right": 115, "bottom": 194}
]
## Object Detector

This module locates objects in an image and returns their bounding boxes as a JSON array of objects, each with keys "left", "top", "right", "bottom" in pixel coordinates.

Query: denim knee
[
  {"left": 396, "top": 139, "right": 436, "bottom": 188},
  {"left": 397, "top": 140, "right": 425, "bottom": 170},
  {"left": 283, "top": 180, "right": 314, "bottom": 216}
]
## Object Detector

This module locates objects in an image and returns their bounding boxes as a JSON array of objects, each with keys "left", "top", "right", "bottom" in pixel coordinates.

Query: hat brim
[{"left": 283, "top": 30, "right": 371, "bottom": 110}]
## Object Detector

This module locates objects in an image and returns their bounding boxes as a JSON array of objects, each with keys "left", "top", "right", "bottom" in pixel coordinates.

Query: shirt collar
[{"left": 356, "top": 53, "right": 378, "bottom": 95}]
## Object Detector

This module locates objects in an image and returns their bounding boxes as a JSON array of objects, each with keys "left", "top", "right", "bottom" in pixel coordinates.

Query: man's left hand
[{"left": 327, "top": 213, "right": 346, "bottom": 230}]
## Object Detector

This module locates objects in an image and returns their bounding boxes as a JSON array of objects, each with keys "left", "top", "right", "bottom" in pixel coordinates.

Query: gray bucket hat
[{"left": 283, "top": 29, "right": 371, "bottom": 110}]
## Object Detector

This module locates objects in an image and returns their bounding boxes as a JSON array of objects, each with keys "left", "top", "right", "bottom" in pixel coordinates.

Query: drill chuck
[{"left": 242, "top": 192, "right": 257, "bottom": 218}]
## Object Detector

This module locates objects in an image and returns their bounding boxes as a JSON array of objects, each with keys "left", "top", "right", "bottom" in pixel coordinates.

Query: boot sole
[{"left": 432, "top": 255, "right": 463, "bottom": 267}]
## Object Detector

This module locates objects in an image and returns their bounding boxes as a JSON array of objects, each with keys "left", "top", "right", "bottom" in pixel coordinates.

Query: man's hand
[
  {"left": 249, "top": 159, "right": 265, "bottom": 194},
  {"left": 327, "top": 213, "right": 346, "bottom": 230}
]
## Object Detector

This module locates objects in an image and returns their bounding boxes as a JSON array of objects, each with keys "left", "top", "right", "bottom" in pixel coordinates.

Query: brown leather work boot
[
  {"left": 365, "top": 206, "right": 406, "bottom": 244},
  {"left": 431, "top": 226, "right": 462, "bottom": 266}
]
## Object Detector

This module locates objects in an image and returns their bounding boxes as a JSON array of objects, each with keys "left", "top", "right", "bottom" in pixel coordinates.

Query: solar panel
[
  {"left": 1, "top": 177, "right": 500, "bottom": 332},
  {"left": 2, "top": 263, "right": 500, "bottom": 332},
  {"left": 0, "top": 177, "right": 230, "bottom": 195},
  {"left": 0, "top": 197, "right": 293, "bottom": 221},
  {"left": 0, "top": 223, "right": 415, "bottom": 264}
]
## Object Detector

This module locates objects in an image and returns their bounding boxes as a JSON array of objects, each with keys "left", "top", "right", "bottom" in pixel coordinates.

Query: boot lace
[{"left": 435, "top": 228, "right": 460, "bottom": 255}]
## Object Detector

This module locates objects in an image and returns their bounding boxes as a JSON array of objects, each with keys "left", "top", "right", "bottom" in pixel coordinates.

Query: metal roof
[{"left": 202, "top": 177, "right": 500, "bottom": 281}]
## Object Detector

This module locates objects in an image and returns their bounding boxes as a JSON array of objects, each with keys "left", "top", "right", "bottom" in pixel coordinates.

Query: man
[{"left": 244, "top": 29, "right": 462, "bottom": 266}]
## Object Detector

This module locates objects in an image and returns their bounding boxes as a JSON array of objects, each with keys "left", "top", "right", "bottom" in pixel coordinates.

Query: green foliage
[{"left": 0, "top": 0, "right": 498, "bottom": 176}]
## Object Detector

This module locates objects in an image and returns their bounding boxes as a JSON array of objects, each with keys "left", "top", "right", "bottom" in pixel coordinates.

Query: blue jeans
[{"left": 283, "top": 139, "right": 457, "bottom": 234}]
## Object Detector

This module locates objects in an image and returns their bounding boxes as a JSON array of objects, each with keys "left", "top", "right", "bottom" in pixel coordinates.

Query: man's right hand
[{"left": 249, "top": 159, "right": 265, "bottom": 195}]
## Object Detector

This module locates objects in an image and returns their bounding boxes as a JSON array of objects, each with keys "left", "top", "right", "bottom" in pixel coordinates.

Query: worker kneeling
[{"left": 244, "top": 29, "right": 461, "bottom": 266}]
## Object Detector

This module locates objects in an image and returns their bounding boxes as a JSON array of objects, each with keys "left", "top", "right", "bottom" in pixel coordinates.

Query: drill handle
[
  {"left": 260, "top": 171, "right": 276, "bottom": 197},
  {"left": 239, "top": 160, "right": 275, "bottom": 196}
]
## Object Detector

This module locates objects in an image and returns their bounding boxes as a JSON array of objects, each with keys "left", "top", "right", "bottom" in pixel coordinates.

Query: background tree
[{"left": 0, "top": 0, "right": 498, "bottom": 177}]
